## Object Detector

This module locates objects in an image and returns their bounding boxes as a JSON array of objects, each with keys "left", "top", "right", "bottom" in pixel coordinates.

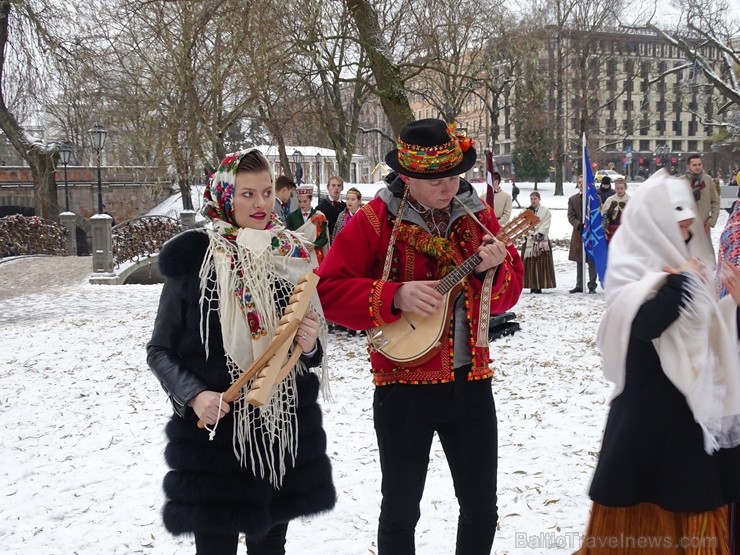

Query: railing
[
  {"left": 0, "top": 214, "right": 66, "bottom": 258},
  {"left": 111, "top": 215, "right": 184, "bottom": 268}
]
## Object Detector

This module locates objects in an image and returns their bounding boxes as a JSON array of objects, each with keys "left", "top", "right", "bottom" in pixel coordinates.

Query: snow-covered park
[{"left": 0, "top": 180, "right": 731, "bottom": 554}]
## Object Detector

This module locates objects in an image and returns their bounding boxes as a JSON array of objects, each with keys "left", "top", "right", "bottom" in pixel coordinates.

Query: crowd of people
[{"left": 146, "top": 119, "right": 740, "bottom": 555}]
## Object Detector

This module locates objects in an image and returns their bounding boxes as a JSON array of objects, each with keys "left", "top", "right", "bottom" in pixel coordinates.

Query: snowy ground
[{"left": 0, "top": 181, "right": 730, "bottom": 554}]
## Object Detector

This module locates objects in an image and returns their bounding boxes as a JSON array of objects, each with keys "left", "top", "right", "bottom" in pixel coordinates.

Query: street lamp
[
  {"left": 180, "top": 143, "right": 192, "bottom": 210},
  {"left": 293, "top": 150, "right": 303, "bottom": 186},
  {"left": 315, "top": 152, "right": 322, "bottom": 200},
  {"left": 88, "top": 122, "right": 108, "bottom": 214},
  {"left": 58, "top": 143, "right": 72, "bottom": 212}
]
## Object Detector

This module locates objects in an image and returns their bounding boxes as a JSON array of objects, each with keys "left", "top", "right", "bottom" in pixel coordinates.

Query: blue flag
[{"left": 582, "top": 143, "right": 608, "bottom": 284}]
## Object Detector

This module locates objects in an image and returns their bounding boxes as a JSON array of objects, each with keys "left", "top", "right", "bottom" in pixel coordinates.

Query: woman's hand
[
  {"left": 295, "top": 310, "right": 320, "bottom": 352},
  {"left": 190, "top": 390, "right": 230, "bottom": 426},
  {"left": 663, "top": 258, "right": 707, "bottom": 280},
  {"left": 720, "top": 263, "right": 740, "bottom": 305}
]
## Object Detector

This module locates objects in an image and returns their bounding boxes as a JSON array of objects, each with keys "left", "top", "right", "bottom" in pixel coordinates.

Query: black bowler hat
[{"left": 385, "top": 119, "right": 477, "bottom": 179}]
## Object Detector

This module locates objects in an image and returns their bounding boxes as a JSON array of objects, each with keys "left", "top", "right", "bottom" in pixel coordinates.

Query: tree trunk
[
  {"left": 553, "top": 28, "right": 565, "bottom": 196},
  {"left": 0, "top": 1, "right": 59, "bottom": 219},
  {"left": 345, "top": 0, "right": 413, "bottom": 135}
]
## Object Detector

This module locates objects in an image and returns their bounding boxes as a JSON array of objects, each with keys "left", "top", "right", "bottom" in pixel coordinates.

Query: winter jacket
[{"left": 147, "top": 229, "right": 335, "bottom": 538}]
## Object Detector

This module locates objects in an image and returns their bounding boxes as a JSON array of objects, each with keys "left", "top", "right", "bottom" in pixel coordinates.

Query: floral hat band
[
  {"left": 396, "top": 136, "right": 463, "bottom": 175},
  {"left": 385, "top": 118, "right": 477, "bottom": 179}
]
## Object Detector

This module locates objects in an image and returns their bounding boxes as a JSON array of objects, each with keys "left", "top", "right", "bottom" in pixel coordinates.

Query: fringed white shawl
[
  {"left": 598, "top": 170, "right": 740, "bottom": 454},
  {"left": 199, "top": 223, "right": 329, "bottom": 486}
]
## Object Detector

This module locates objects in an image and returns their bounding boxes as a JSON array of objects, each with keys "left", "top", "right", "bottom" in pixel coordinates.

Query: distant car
[{"left": 595, "top": 169, "right": 624, "bottom": 183}]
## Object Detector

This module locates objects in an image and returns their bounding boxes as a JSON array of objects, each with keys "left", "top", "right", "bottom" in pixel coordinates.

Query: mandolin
[{"left": 367, "top": 210, "right": 539, "bottom": 367}]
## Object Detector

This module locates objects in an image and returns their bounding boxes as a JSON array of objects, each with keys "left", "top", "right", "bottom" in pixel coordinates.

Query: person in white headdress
[{"left": 575, "top": 169, "right": 740, "bottom": 554}]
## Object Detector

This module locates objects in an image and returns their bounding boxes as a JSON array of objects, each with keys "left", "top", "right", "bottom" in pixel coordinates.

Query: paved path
[{"left": 0, "top": 255, "right": 92, "bottom": 301}]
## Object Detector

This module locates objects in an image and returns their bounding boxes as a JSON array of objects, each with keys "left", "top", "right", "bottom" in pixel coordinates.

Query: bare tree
[
  {"left": 644, "top": 0, "right": 740, "bottom": 136},
  {"left": 344, "top": 0, "right": 414, "bottom": 134},
  {"left": 0, "top": 0, "right": 60, "bottom": 219}
]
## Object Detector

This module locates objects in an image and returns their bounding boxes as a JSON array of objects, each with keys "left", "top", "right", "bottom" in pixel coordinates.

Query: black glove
[{"left": 577, "top": 223, "right": 584, "bottom": 232}]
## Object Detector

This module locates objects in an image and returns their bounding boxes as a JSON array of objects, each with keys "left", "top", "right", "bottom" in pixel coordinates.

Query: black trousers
[
  {"left": 575, "top": 257, "right": 597, "bottom": 291},
  {"left": 194, "top": 522, "right": 288, "bottom": 555},
  {"left": 373, "top": 366, "right": 498, "bottom": 555}
]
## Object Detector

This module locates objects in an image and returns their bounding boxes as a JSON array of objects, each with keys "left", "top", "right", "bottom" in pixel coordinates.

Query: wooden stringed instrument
[
  {"left": 197, "top": 271, "right": 319, "bottom": 428},
  {"left": 367, "top": 210, "right": 539, "bottom": 367}
]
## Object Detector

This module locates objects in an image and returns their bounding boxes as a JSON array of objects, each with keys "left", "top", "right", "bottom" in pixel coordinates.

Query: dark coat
[
  {"left": 589, "top": 274, "right": 740, "bottom": 512},
  {"left": 567, "top": 193, "right": 585, "bottom": 262},
  {"left": 147, "top": 229, "right": 335, "bottom": 538},
  {"left": 317, "top": 197, "right": 346, "bottom": 237}
]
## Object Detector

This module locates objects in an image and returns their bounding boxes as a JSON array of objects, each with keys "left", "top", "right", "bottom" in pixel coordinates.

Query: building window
[
  {"left": 687, "top": 140, "right": 698, "bottom": 151},
  {"left": 672, "top": 121, "right": 682, "bottom": 134},
  {"left": 622, "top": 99, "right": 634, "bottom": 111},
  {"left": 688, "top": 120, "right": 697, "bottom": 136},
  {"left": 623, "top": 140, "right": 633, "bottom": 150},
  {"left": 639, "top": 140, "right": 651, "bottom": 151},
  {"left": 672, "top": 140, "right": 683, "bottom": 151},
  {"left": 504, "top": 143, "right": 511, "bottom": 154}
]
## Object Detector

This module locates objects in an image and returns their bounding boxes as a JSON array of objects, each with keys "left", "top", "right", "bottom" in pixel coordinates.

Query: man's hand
[
  {"left": 704, "top": 221, "right": 711, "bottom": 233},
  {"left": 393, "top": 281, "right": 443, "bottom": 317},
  {"left": 474, "top": 235, "right": 507, "bottom": 273}
]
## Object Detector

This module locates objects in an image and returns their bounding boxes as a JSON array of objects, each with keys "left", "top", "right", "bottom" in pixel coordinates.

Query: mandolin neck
[{"left": 435, "top": 253, "right": 482, "bottom": 295}]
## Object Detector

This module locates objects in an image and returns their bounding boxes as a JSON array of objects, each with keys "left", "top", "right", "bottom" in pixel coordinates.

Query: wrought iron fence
[{"left": 112, "top": 215, "right": 184, "bottom": 268}]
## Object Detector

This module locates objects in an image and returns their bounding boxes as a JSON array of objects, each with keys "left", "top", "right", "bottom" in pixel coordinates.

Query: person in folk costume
[
  {"left": 479, "top": 171, "right": 512, "bottom": 226},
  {"left": 575, "top": 169, "right": 740, "bottom": 555},
  {"left": 285, "top": 185, "right": 329, "bottom": 264},
  {"left": 316, "top": 175, "right": 346, "bottom": 238},
  {"left": 716, "top": 203, "right": 740, "bottom": 300},
  {"left": 147, "top": 149, "right": 335, "bottom": 555},
  {"left": 331, "top": 186, "right": 363, "bottom": 242},
  {"left": 316, "top": 119, "right": 524, "bottom": 555},
  {"left": 600, "top": 177, "right": 630, "bottom": 243},
  {"left": 520, "top": 191, "right": 556, "bottom": 294}
]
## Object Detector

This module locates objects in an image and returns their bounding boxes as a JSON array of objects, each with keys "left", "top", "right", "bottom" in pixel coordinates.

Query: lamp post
[
  {"left": 293, "top": 150, "right": 303, "bottom": 186},
  {"left": 180, "top": 143, "right": 192, "bottom": 210},
  {"left": 59, "top": 143, "right": 72, "bottom": 212},
  {"left": 315, "top": 152, "right": 322, "bottom": 200},
  {"left": 88, "top": 123, "right": 108, "bottom": 214}
]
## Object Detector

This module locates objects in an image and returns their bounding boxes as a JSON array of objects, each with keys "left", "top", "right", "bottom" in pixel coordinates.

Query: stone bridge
[{"left": 0, "top": 166, "right": 173, "bottom": 222}]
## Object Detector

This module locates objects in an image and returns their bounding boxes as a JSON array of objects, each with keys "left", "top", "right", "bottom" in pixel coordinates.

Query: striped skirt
[
  {"left": 575, "top": 502, "right": 738, "bottom": 554},
  {"left": 521, "top": 245, "right": 556, "bottom": 290}
]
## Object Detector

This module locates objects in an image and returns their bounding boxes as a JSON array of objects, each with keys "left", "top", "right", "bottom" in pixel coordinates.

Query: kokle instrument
[
  {"left": 367, "top": 210, "right": 539, "bottom": 367},
  {"left": 197, "top": 271, "right": 319, "bottom": 429}
]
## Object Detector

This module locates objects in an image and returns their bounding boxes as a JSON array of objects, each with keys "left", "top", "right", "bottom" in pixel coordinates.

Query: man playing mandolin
[{"left": 316, "top": 119, "right": 524, "bottom": 555}]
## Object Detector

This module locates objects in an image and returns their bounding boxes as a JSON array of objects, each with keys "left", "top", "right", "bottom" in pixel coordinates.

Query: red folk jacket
[{"left": 316, "top": 181, "right": 523, "bottom": 386}]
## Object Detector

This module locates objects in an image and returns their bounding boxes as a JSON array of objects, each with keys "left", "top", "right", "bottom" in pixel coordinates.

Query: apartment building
[{"left": 409, "top": 28, "right": 731, "bottom": 182}]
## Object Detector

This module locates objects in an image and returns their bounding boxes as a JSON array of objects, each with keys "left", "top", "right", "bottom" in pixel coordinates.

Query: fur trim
[{"left": 158, "top": 229, "right": 209, "bottom": 278}]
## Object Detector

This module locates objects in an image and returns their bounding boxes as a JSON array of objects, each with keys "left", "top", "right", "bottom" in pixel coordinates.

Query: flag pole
[{"left": 581, "top": 133, "right": 587, "bottom": 294}]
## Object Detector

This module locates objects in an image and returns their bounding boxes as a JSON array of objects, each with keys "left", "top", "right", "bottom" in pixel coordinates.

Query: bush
[{"left": 0, "top": 215, "right": 67, "bottom": 258}]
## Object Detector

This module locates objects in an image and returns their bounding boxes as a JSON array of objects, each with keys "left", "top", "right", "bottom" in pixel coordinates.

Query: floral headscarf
[
  {"left": 197, "top": 148, "right": 327, "bottom": 485},
  {"left": 717, "top": 204, "right": 740, "bottom": 298}
]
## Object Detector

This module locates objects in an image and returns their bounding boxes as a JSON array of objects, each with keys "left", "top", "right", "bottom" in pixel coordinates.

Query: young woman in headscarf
[
  {"left": 331, "top": 186, "right": 363, "bottom": 242},
  {"left": 147, "top": 149, "right": 335, "bottom": 555},
  {"left": 576, "top": 169, "right": 740, "bottom": 554},
  {"left": 520, "top": 191, "right": 556, "bottom": 294}
]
